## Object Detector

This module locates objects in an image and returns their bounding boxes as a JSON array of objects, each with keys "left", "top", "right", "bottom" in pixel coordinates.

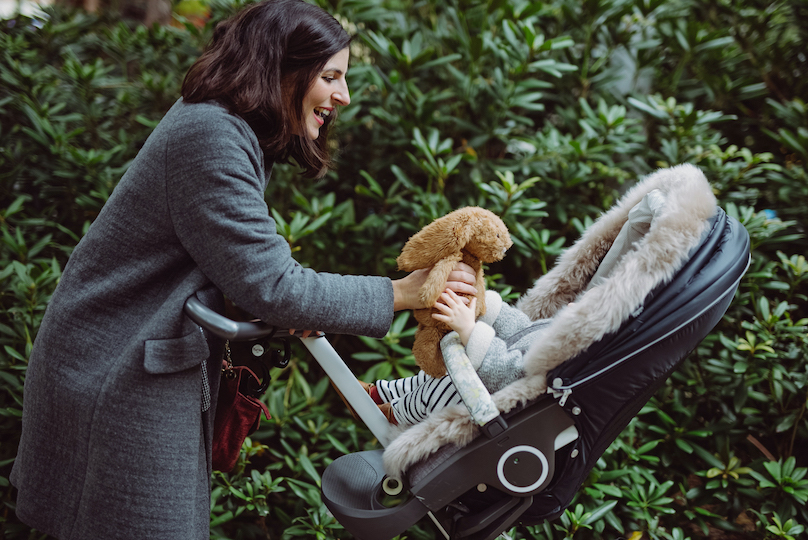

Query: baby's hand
[{"left": 432, "top": 289, "right": 477, "bottom": 346}]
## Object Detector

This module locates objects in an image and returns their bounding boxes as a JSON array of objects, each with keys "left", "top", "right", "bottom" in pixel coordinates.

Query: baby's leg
[
  {"left": 375, "top": 371, "right": 431, "bottom": 403},
  {"left": 388, "top": 375, "right": 464, "bottom": 426}
]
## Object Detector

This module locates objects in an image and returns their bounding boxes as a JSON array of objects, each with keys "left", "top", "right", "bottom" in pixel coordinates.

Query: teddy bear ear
[
  {"left": 397, "top": 209, "right": 472, "bottom": 271},
  {"left": 453, "top": 211, "right": 477, "bottom": 245}
]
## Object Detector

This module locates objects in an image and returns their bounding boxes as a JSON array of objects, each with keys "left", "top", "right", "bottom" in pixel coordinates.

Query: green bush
[{"left": 1, "top": 0, "right": 806, "bottom": 539}]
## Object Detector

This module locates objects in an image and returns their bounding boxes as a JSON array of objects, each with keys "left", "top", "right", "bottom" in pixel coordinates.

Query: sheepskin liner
[{"left": 383, "top": 164, "right": 717, "bottom": 478}]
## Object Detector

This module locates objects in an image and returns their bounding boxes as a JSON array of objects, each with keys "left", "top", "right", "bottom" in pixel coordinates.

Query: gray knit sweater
[{"left": 440, "top": 290, "right": 550, "bottom": 393}]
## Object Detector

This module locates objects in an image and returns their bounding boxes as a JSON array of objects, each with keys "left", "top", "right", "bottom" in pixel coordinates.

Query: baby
[{"left": 361, "top": 289, "right": 551, "bottom": 426}]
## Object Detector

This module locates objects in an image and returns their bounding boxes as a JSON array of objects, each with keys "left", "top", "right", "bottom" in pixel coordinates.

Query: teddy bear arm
[
  {"left": 471, "top": 263, "right": 488, "bottom": 316},
  {"left": 413, "top": 325, "right": 448, "bottom": 378},
  {"left": 419, "top": 254, "right": 463, "bottom": 305}
]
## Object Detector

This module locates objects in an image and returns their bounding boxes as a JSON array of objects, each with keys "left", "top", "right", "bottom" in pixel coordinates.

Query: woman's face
[{"left": 302, "top": 48, "right": 351, "bottom": 140}]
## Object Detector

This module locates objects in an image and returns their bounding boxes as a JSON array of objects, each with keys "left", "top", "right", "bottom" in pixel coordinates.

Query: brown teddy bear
[{"left": 397, "top": 207, "right": 513, "bottom": 378}]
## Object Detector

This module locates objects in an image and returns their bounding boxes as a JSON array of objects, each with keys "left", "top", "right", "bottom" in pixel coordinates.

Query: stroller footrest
[
  {"left": 322, "top": 450, "right": 430, "bottom": 540},
  {"left": 410, "top": 398, "right": 576, "bottom": 511}
]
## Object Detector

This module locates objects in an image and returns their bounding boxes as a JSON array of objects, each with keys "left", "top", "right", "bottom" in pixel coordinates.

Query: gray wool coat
[{"left": 10, "top": 100, "right": 394, "bottom": 540}]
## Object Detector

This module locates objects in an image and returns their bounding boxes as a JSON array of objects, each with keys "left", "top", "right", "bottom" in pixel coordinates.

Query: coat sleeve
[{"left": 164, "top": 104, "right": 393, "bottom": 337}]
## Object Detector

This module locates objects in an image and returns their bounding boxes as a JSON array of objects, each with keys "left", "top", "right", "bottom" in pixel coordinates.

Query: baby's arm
[
  {"left": 432, "top": 289, "right": 477, "bottom": 346},
  {"left": 478, "top": 290, "right": 533, "bottom": 337},
  {"left": 440, "top": 291, "right": 552, "bottom": 393}
]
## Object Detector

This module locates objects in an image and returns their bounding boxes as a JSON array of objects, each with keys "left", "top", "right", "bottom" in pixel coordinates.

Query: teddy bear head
[
  {"left": 397, "top": 207, "right": 513, "bottom": 270},
  {"left": 462, "top": 208, "right": 513, "bottom": 263}
]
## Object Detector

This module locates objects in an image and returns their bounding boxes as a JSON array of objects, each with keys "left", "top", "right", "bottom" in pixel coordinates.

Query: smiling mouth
[{"left": 314, "top": 107, "right": 331, "bottom": 120}]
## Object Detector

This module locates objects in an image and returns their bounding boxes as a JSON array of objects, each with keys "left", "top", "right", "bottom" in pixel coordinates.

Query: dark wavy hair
[{"left": 182, "top": 0, "right": 351, "bottom": 178}]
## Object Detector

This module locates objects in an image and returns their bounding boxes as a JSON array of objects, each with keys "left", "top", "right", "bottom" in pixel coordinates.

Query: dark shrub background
[{"left": 1, "top": 1, "right": 806, "bottom": 538}]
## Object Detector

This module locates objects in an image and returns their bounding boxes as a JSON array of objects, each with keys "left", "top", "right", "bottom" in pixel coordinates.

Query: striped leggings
[{"left": 375, "top": 371, "right": 463, "bottom": 426}]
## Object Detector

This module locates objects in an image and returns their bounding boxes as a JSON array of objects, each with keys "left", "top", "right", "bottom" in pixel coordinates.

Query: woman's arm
[
  {"left": 293, "top": 263, "right": 477, "bottom": 335},
  {"left": 166, "top": 103, "right": 392, "bottom": 336},
  {"left": 393, "top": 263, "right": 477, "bottom": 312}
]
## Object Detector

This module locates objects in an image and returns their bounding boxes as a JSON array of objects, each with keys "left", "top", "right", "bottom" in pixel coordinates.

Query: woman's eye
[{"left": 323, "top": 76, "right": 334, "bottom": 83}]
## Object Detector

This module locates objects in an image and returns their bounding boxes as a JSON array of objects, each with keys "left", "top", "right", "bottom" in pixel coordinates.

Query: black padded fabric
[
  {"left": 519, "top": 209, "right": 750, "bottom": 524},
  {"left": 322, "top": 452, "right": 385, "bottom": 510}
]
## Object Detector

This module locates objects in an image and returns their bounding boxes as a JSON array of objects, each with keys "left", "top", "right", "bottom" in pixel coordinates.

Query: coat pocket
[{"left": 144, "top": 328, "right": 210, "bottom": 374}]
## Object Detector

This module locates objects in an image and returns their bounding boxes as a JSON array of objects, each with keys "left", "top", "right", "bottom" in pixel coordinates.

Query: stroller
[{"left": 186, "top": 164, "right": 750, "bottom": 540}]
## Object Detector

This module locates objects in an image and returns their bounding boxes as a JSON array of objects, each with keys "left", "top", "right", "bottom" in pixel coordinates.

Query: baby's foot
[
  {"left": 332, "top": 379, "right": 381, "bottom": 419},
  {"left": 378, "top": 403, "right": 398, "bottom": 425},
  {"left": 359, "top": 380, "right": 383, "bottom": 404}
]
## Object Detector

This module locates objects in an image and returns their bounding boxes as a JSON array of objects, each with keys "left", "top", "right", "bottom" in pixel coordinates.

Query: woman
[{"left": 10, "top": 1, "right": 475, "bottom": 538}]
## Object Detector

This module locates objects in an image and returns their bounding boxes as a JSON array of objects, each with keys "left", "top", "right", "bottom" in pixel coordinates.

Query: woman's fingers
[
  {"left": 446, "top": 262, "right": 477, "bottom": 297},
  {"left": 394, "top": 262, "right": 476, "bottom": 311},
  {"left": 288, "top": 329, "right": 322, "bottom": 338}
]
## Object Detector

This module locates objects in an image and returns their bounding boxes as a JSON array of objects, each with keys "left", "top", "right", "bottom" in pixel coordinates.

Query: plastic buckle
[{"left": 481, "top": 415, "right": 508, "bottom": 438}]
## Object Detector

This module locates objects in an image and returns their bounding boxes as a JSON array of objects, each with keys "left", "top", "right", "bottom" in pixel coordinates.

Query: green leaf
[{"left": 298, "top": 453, "right": 321, "bottom": 486}]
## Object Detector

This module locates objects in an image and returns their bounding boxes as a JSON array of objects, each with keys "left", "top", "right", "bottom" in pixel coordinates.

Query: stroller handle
[
  {"left": 184, "top": 296, "right": 276, "bottom": 341},
  {"left": 183, "top": 295, "right": 394, "bottom": 446}
]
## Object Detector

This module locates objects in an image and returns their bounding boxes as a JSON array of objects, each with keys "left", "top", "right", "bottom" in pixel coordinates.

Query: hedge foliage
[{"left": 1, "top": 0, "right": 807, "bottom": 539}]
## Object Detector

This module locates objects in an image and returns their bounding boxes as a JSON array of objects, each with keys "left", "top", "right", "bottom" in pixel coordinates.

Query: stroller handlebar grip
[{"left": 184, "top": 296, "right": 277, "bottom": 341}]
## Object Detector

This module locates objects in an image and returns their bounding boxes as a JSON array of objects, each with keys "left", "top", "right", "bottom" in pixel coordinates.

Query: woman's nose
[{"left": 333, "top": 81, "right": 351, "bottom": 106}]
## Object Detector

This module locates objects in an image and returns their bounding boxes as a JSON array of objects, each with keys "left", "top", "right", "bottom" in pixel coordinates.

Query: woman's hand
[
  {"left": 445, "top": 261, "right": 478, "bottom": 297},
  {"left": 392, "top": 261, "right": 476, "bottom": 311},
  {"left": 288, "top": 329, "right": 323, "bottom": 338}
]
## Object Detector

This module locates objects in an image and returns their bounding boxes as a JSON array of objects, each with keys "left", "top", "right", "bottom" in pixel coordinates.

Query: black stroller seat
[{"left": 319, "top": 164, "right": 751, "bottom": 540}]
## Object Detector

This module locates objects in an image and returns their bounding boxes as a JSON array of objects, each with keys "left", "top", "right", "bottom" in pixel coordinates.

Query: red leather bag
[{"left": 212, "top": 363, "right": 270, "bottom": 472}]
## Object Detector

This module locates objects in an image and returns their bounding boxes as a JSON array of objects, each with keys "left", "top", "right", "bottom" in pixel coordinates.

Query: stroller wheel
[{"left": 382, "top": 476, "right": 404, "bottom": 496}]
